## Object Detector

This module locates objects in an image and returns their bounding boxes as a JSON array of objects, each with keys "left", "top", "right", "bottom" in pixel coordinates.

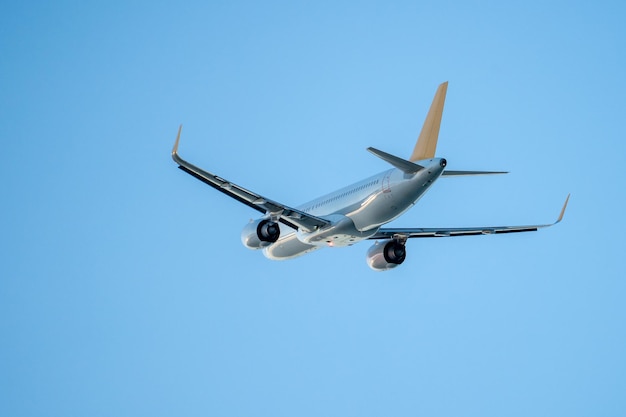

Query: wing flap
[{"left": 369, "top": 226, "right": 540, "bottom": 239}]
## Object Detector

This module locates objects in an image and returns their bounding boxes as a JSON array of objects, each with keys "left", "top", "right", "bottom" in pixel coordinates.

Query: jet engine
[
  {"left": 366, "top": 240, "right": 407, "bottom": 271},
  {"left": 241, "top": 219, "right": 280, "bottom": 249}
]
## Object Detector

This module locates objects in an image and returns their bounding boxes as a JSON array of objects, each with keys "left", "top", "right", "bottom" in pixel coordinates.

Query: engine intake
[
  {"left": 241, "top": 219, "right": 280, "bottom": 249},
  {"left": 366, "top": 240, "right": 407, "bottom": 271}
]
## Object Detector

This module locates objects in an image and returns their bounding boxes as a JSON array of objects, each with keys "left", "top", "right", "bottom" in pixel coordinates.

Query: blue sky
[{"left": 2, "top": 1, "right": 625, "bottom": 416}]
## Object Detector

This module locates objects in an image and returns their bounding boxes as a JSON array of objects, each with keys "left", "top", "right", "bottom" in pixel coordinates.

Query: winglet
[
  {"left": 172, "top": 125, "right": 183, "bottom": 163},
  {"left": 556, "top": 194, "right": 570, "bottom": 224},
  {"left": 410, "top": 82, "right": 448, "bottom": 162}
]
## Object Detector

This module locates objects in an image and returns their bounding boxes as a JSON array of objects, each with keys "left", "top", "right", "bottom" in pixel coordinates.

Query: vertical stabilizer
[{"left": 409, "top": 82, "right": 448, "bottom": 161}]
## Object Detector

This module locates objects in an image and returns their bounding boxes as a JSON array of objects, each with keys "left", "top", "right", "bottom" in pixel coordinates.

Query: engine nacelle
[
  {"left": 241, "top": 219, "right": 280, "bottom": 250},
  {"left": 366, "top": 240, "right": 407, "bottom": 271}
]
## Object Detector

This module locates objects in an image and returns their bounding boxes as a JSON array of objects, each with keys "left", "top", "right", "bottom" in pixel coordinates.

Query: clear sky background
[{"left": 2, "top": 1, "right": 625, "bottom": 416}]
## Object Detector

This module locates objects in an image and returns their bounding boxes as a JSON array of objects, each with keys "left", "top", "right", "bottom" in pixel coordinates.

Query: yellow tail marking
[{"left": 409, "top": 82, "right": 448, "bottom": 162}]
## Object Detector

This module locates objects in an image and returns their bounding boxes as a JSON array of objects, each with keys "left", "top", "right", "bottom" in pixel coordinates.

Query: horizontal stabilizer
[
  {"left": 442, "top": 170, "right": 508, "bottom": 177},
  {"left": 367, "top": 147, "right": 425, "bottom": 174}
]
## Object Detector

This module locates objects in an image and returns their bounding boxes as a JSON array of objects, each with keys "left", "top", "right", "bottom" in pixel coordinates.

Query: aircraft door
[{"left": 382, "top": 171, "right": 392, "bottom": 195}]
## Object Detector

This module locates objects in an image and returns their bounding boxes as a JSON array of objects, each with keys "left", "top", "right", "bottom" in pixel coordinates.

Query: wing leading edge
[
  {"left": 171, "top": 126, "right": 330, "bottom": 232},
  {"left": 369, "top": 194, "right": 570, "bottom": 240}
]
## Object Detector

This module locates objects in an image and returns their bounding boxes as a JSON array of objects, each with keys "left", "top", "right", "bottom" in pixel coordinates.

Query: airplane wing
[
  {"left": 369, "top": 195, "right": 570, "bottom": 240},
  {"left": 171, "top": 126, "right": 330, "bottom": 232}
]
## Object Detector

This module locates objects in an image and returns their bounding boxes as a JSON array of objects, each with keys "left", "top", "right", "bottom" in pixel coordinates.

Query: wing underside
[
  {"left": 172, "top": 126, "right": 330, "bottom": 232},
  {"left": 369, "top": 195, "right": 570, "bottom": 240}
]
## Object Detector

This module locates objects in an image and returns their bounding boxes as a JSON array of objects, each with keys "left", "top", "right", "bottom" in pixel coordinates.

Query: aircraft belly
[
  {"left": 263, "top": 232, "right": 320, "bottom": 260},
  {"left": 295, "top": 214, "right": 377, "bottom": 247}
]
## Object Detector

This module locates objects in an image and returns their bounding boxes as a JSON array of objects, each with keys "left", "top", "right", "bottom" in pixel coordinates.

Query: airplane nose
[{"left": 440, "top": 158, "right": 447, "bottom": 167}]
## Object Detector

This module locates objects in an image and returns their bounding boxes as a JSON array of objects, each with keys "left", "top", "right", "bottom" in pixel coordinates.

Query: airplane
[{"left": 172, "top": 82, "right": 569, "bottom": 271}]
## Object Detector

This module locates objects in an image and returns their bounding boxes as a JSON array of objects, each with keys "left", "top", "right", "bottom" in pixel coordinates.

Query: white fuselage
[{"left": 263, "top": 158, "right": 446, "bottom": 260}]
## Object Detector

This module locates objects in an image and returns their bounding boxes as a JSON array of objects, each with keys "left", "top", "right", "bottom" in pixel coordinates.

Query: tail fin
[{"left": 409, "top": 82, "right": 448, "bottom": 161}]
